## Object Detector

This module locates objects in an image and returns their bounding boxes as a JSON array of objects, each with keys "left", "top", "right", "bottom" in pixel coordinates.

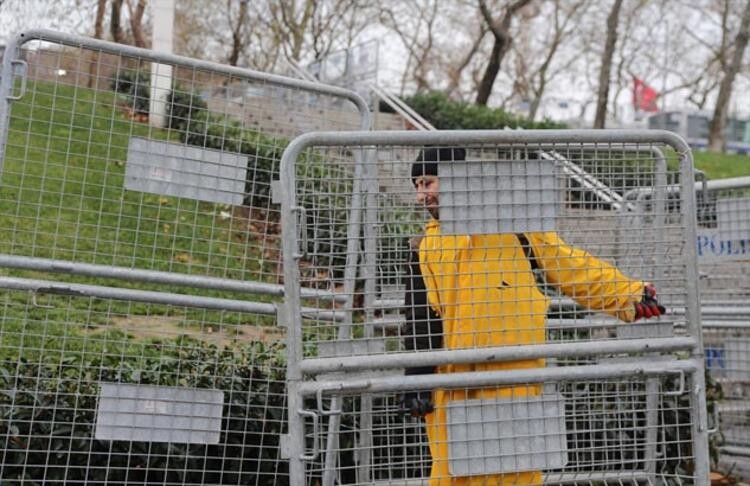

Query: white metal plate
[
  {"left": 126, "top": 137, "right": 247, "bottom": 205},
  {"left": 717, "top": 197, "right": 750, "bottom": 241},
  {"left": 95, "top": 383, "right": 224, "bottom": 444},
  {"left": 440, "top": 158, "right": 558, "bottom": 235},
  {"left": 446, "top": 393, "right": 568, "bottom": 476}
]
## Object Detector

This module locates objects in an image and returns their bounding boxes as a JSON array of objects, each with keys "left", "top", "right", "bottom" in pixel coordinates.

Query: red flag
[{"left": 633, "top": 76, "right": 659, "bottom": 112}]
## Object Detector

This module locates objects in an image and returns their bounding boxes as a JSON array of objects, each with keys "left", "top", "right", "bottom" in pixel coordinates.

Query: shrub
[
  {"left": 164, "top": 87, "right": 354, "bottom": 275},
  {"left": 401, "top": 91, "right": 565, "bottom": 130},
  {"left": 0, "top": 339, "right": 289, "bottom": 484},
  {"left": 165, "top": 87, "right": 286, "bottom": 210},
  {"left": 111, "top": 68, "right": 151, "bottom": 115},
  {"left": 165, "top": 85, "right": 208, "bottom": 132}
]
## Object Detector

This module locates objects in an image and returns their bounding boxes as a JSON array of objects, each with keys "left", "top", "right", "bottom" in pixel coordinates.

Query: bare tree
[
  {"left": 475, "top": 0, "right": 533, "bottom": 105},
  {"left": 93, "top": 0, "right": 107, "bottom": 39},
  {"left": 646, "top": 1, "right": 750, "bottom": 122},
  {"left": 110, "top": 0, "right": 126, "bottom": 44},
  {"left": 174, "top": 0, "right": 373, "bottom": 73},
  {"left": 444, "top": 22, "right": 488, "bottom": 97},
  {"left": 510, "top": 0, "right": 590, "bottom": 120},
  {"left": 0, "top": 0, "right": 97, "bottom": 43},
  {"left": 309, "top": 0, "right": 372, "bottom": 60},
  {"left": 592, "top": 0, "right": 622, "bottom": 128},
  {"left": 380, "top": 0, "right": 441, "bottom": 92},
  {"left": 608, "top": 0, "right": 648, "bottom": 122},
  {"left": 175, "top": 0, "right": 280, "bottom": 70},
  {"left": 376, "top": 0, "right": 491, "bottom": 98},
  {"left": 125, "top": 0, "right": 148, "bottom": 48},
  {"left": 87, "top": 0, "right": 108, "bottom": 88},
  {"left": 227, "top": 0, "right": 249, "bottom": 66},
  {"left": 708, "top": 0, "right": 750, "bottom": 152},
  {"left": 264, "top": 1, "right": 315, "bottom": 63}
]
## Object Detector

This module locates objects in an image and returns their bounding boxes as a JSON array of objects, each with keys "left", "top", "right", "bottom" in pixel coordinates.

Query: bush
[
  {"left": 0, "top": 339, "right": 289, "bottom": 484},
  {"left": 165, "top": 87, "right": 286, "bottom": 210},
  {"left": 164, "top": 87, "right": 354, "bottom": 275},
  {"left": 166, "top": 85, "right": 208, "bottom": 132},
  {"left": 401, "top": 91, "right": 565, "bottom": 130},
  {"left": 111, "top": 69, "right": 151, "bottom": 115}
]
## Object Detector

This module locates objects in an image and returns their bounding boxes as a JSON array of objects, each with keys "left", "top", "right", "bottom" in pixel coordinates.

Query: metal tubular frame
[
  {"left": 0, "top": 29, "right": 370, "bottom": 169},
  {"left": 0, "top": 29, "right": 370, "bottom": 301},
  {"left": 689, "top": 175, "right": 750, "bottom": 475},
  {"left": 280, "top": 129, "right": 709, "bottom": 484},
  {"left": 0, "top": 29, "right": 372, "bottom": 485}
]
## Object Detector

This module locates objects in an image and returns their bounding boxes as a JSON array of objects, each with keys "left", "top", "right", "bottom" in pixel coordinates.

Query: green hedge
[
  {"left": 0, "top": 339, "right": 289, "bottom": 484},
  {"left": 2, "top": 346, "right": 709, "bottom": 484},
  {"left": 111, "top": 69, "right": 151, "bottom": 115},
  {"left": 401, "top": 91, "right": 566, "bottom": 130},
  {"left": 166, "top": 86, "right": 286, "bottom": 210}
]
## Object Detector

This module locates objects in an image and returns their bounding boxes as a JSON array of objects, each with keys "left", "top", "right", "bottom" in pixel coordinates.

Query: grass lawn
[
  {"left": 692, "top": 150, "right": 750, "bottom": 179},
  {"left": 0, "top": 80, "right": 282, "bottom": 362}
]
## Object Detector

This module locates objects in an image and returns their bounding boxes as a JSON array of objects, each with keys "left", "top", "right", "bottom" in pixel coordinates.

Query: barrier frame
[{"left": 279, "top": 129, "right": 710, "bottom": 484}]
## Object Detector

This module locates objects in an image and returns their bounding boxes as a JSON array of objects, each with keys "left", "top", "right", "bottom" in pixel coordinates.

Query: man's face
[{"left": 414, "top": 175, "right": 439, "bottom": 219}]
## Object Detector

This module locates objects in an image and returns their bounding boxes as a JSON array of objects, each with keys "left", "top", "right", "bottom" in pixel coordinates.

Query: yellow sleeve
[
  {"left": 525, "top": 232, "right": 644, "bottom": 322},
  {"left": 418, "top": 228, "right": 443, "bottom": 318}
]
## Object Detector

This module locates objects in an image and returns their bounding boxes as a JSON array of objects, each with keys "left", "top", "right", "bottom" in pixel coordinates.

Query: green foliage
[
  {"left": 693, "top": 151, "right": 750, "bottom": 179},
  {"left": 164, "top": 84, "right": 358, "bottom": 275},
  {"left": 0, "top": 79, "right": 278, "bottom": 288},
  {"left": 111, "top": 69, "right": 151, "bottom": 114},
  {"left": 165, "top": 85, "right": 208, "bottom": 131},
  {"left": 401, "top": 91, "right": 566, "bottom": 130},
  {"left": 165, "top": 85, "right": 287, "bottom": 209},
  {"left": 658, "top": 369, "right": 724, "bottom": 483},
  {"left": 0, "top": 340, "right": 289, "bottom": 484}
]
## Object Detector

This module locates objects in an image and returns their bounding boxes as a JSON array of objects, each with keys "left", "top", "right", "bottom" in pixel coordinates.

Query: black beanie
[{"left": 411, "top": 147, "right": 466, "bottom": 186}]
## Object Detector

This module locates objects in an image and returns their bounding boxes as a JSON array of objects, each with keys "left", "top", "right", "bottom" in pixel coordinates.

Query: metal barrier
[
  {"left": 0, "top": 30, "right": 369, "bottom": 484},
  {"left": 692, "top": 175, "right": 750, "bottom": 477},
  {"left": 280, "top": 130, "right": 709, "bottom": 484}
]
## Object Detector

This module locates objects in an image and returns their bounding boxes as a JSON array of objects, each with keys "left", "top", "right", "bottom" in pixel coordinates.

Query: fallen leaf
[{"left": 174, "top": 253, "right": 192, "bottom": 263}]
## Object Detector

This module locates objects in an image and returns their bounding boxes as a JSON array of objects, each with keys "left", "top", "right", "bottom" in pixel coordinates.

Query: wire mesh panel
[
  {"left": 0, "top": 30, "right": 368, "bottom": 484},
  {"left": 286, "top": 139, "right": 696, "bottom": 357},
  {"left": 303, "top": 372, "right": 698, "bottom": 485},
  {"left": 694, "top": 177, "right": 750, "bottom": 479},
  {"left": 279, "top": 131, "right": 709, "bottom": 484}
]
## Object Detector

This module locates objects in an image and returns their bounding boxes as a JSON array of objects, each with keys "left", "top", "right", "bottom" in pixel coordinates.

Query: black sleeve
[{"left": 402, "top": 249, "right": 442, "bottom": 376}]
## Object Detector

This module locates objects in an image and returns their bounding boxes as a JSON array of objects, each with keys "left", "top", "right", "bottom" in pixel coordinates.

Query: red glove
[{"left": 634, "top": 284, "right": 666, "bottom": 320}]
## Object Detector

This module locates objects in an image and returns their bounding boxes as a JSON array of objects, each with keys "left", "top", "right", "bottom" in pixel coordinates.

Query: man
[{"left": 406, "top": 147, "right": 664, "bottom": 485}]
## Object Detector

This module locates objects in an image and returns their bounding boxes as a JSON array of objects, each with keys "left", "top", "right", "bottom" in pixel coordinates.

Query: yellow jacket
[{"left": 418, "top": 219, "right": 644, "bottom": 485}]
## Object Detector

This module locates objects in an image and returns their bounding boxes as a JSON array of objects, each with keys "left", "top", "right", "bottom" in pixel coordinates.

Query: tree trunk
[
  {"left": 476, "top": 33, "right": 508, "bottom": 105},
  {"left": 228, "top": 0, "right": 249, "bottom": 66},
  {"left": 445, "top": 26, "right": 486, "bottom": 97},
  {"left": 129, "top": 0, "right": 148, "bottom": 48},
  {"left": 528, "top": 78, "right": 544, "bottom": 121},
  {"left": 475, "top": 0, "right": 533, "bottom": 106},
  {"left": 88, "top": 0, "right": 108, "bottom": 88},
  {"left": 110, "top": 0, "right": 126, "bottom": 44},
  {"left": 708, "top": 1, "right": 750, "bottom": 152},
  {"left": 94, "top": 0, "right": 107, "bottom": 38},
  {"left": 593, "top": 0, "right": 622, "bottom": 129}
]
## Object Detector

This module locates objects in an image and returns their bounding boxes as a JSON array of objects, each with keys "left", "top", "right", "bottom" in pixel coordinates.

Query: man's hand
[
  {"left": 398, "top": 392, "right": 434, "bottom": 417},
  {"left": 634, "top": 284, "right": 666, "bottom": 320}
]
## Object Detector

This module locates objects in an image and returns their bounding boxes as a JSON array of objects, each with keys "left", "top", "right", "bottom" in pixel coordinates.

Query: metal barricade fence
[
  {"left": 0, "top": 30, "right": 369, "bottom": 484},
  {"left": 692, "top": 175, "right": 750, "bottom": 477},
  {"left": 279, "top": 130, "right": 709, "bottom": 485}
]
